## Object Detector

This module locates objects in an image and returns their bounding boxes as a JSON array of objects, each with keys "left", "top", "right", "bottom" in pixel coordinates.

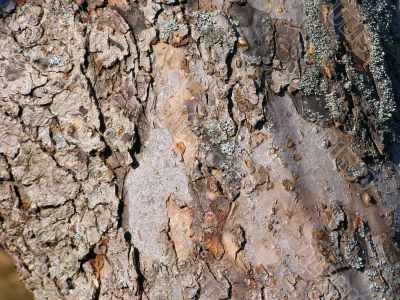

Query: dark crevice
[
  {"left": 13, "top": 184, "right": 23, "bottom": 209},
  {"left": 93, "top": 284, "right": 101, "bottom": 300},
  {"left": 66, "top": 277, "right": 74, "bottom": 290},
  {"left": 77, "top": 0, "right": 89, "bottom": 13},
  {"left": 133, "top": 247, "right": 146, "bottom": 299},
  {"left": 260, "top": 287, "right": 266, "bottom": 300},
  {"left": 225, "top": 277, "right": 232, "bottom": 299},
  {"left": 393, "top": 231, "right": 400, "bottom": 247},
  {"left": 102, "top": 145, "right": 113, "bottom": 160},
  {"left": 224, "top": 17, "right": 238, "bottom": 82},
  {"left": 256, "top": 69, "right": 269, "bottom": 129},
  {"left": 225, "top": 49, "right": 236, "bottom": 82},
  {"left": 78, "top": 246, "right": 96, "bottom": 272},
  {"left": 331, "top": 266, "right": 352, "bottom": 275},
  {"left": 254, "top": 119, "right": 265, "bottom": 130},
  {"left": 117, "top": 198, "right": 125, "bottom": 228},
  {"left": 129, "top": 125, "right": 142, "bottom": 169},
  {"left": 226, "top": 86, "right": 238, "bottom": 132},
  {"left": 124, "top": 231, "right": 132, "bottom": 244}
]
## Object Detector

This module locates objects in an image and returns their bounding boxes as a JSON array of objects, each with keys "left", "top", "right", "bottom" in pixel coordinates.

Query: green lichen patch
[
  {"left": 160, "top": 17, "right": 189, "bottom": 45},
  {"left": 190, "top": 11, "right": 216, "bottom": 31},
  {"left": 300, "top": 0, "right": 397, "bottom": 157},
  {"left": 206, "top": 120, "right": 236, "bottom": 156},
  {"left": 358, "top": 0, "right": 396, "bottom": 121},
  {"left": 190, "top": 11, "right": 236, "bottom": 48}
]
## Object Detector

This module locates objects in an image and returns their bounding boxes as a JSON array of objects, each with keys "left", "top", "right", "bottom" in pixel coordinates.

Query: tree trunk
[{"left": 1, "top": 0, "right": 400, "bottom": 299}]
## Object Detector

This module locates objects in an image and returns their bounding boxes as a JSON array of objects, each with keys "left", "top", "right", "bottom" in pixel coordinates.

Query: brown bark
[{"left": 1, "top": 0, "right": 400, "bottom": 299}]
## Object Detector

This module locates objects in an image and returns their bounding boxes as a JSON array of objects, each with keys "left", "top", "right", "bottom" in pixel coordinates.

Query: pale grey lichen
[
  {"left": 207, "top": 122, "right": 228, "bottom": 145},
  {"left": 162, "top": 0, "right": 178, "bottom": 4},
  {"left": 329, "top": 231, "right": 338, "bottom": 244},
  {"left": 344, "top": 238, "right": 357, "bottom": 258},
  {"left": 344, "top": 238, "right": 364, "bottom": 270},
  {"left": 161, "top": 18, "right": 187, "bottom": 43},
  {"left": 369, "top": 282, "right": 388, "bottom": 293},
  {"left": 190, "top": 11, "right": 215, "bottom": 31},
  {"left": 190, "top": 11, "right": 236, "bottom": 48},
  {"left": 303, "top": 0, "right": 337, "bottom": 59},
  {"left": 206, "top": 121, "right": 236, "bottom": 156},
  {"left": 346, "top": 161, "right": 368, "bottom": 181},
  {"left": 220, "top": 141, "right": 235, "bottom": 156},
  {"left": 228, "top": 17, "right": 239, "bottom": 28},
  {"left": 324, "top": 92, "right": 341, "bottom": 119},
  {"left": 201, "top": 28, "right": 225, "bottom": 46},
  {"left": 300, "top": 0, "right": 341, "bottom": 122},
  {"left": 366, "top": 269, "right": 378, "bottom": 278},
  {"left": 54, "top": 134, "right": 65, "bottom": 150},
  {"left": 369, "top": 282, "right": 379, "bottom": 292},
  {"left": 330, "top": 209, "right": 345, "bottom": 230},
  {"left": 301, "top": 0, "right": 397, "bottom": 137},
  {"left": 219, "top": 162, "right": 229, "bottom": 170},
  {"left": 350, "top": 256, "right": 364, "bottom": 270},
  {"left": 49, "top": 56, "right": 63, "bottom": 66},
  {"left": 356, "top": 0, "right": 396, "bottom": 121}
]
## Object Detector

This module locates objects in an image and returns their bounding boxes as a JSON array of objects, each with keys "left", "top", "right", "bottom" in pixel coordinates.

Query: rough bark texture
[{"left": 1, "top": 0, "right": 400, "bottom": 299}]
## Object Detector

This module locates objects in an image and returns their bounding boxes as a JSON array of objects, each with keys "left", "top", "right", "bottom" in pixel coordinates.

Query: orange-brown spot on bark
[
  {"left": 293, "top": 153, "right": 302, "bottom": 161},
  {"left": 254, "top": 265, "right": 263, "bottom": 274},
  {"left": 353, "top": 216, "right": 362, "bottom": 228},
  {"left": 361, "top": 191, "right": 375, "bottom": 206},
  {"left": 175, "top": 142, "right": 186, "bottom": 161},
  {"left": 348, "top": 157, "right": 357, "bottom": 165},
  {"left": 102, "top": 238, "right": 110, "bottom": 247},
  {"left": 207, "top": 177, "right": 220, "bottom": 194},
  {"left": 91, "top": 254, "right": 104, "bottom": 278},
  {"left": 313, "top": 228, "right": 329, "bottom": 242},
  {"left": 94, "top": 59, "right": 103, "bottom": 72},
  {"left": 171, "top": 32, "right": 189, "bottom": 47},
  {"left": 286, "top": 137, "right": 295, "bottom": 149},
  {"left": 17, "top": 185, "right": 30, "bottom": 211},
  {"left": 205, "top": 213, "right": 215, "bottom": 223},
  {"left": 291, "top": 172, "right": 299, "bottom": 182},
  {"left": 250, "top": 132, "right": 267, "bottom": 149},
  {"left": 204, "top": 236, "right": 224, "bottom": 259},
  {"left": 16, "top": 0, "right": 26, "bottom": 6},
  {"left": 238, "top": 37, "right": 250, "bottom": 50},
  {"left": 321, "top": 4, "right": 329, "bottom": 23},
  {"left": 198, "top": 0, "right": 217, "bottom": 10},
  {"left": 180, "top": 57, "right": 190, "bottom": 73},
  {"left": 328, "top": 253, "right": 337, "bottom": 263},
  {"left": 307, "top": 42, "right": 315, "bottom": 56},
  {"left": 282, "top": 179, "right": 294, "bottom": 191},
  {"left": 267, "top": 147, "right": 278, "bottom": 157},
  {"left": 276, "top": 5, "right": 285, "bottom": 13},
  {"left": 322, "top": 62, "right": 333, "bottom": 79}
]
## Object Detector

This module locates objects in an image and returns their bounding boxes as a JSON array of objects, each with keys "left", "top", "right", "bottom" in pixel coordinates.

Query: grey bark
[{"left": 1, "top": 0, "right": 400, "bottom": 299}]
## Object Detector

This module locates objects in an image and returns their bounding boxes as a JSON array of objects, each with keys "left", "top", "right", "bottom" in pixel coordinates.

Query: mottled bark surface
[{"left": 1, "top": 0, "right": 400, "bottom": 299}]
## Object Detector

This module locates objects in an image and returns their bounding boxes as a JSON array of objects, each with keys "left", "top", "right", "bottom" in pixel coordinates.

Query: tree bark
[{"left": 1, "top": 0, "right": 400, "bottom": 299}]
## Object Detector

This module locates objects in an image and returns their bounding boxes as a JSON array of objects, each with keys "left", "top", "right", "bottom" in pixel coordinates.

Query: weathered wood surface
[{"left": 1, "top": 0, "right": 400, "bottom": 299}]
